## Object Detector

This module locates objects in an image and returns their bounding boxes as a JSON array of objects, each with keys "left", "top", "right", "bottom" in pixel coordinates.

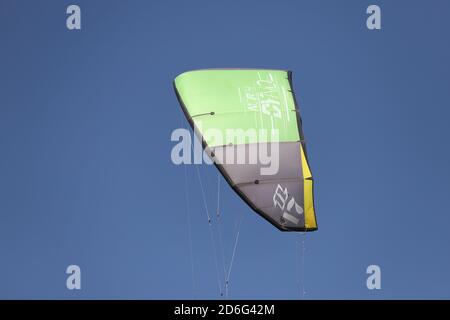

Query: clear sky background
[{"left": 1, "top": 0, "right": 449, "bottom": 299}]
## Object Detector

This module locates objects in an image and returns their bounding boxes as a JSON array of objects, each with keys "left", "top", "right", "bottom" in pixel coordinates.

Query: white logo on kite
[
  {"left": 273, "top": 184, "right": 303, "bottom": 225},
  {"left": 238, "top": 72, "right": 292, "bottom": 133}
]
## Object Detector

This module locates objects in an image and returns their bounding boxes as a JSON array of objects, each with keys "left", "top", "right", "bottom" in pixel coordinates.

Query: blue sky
[{"left": 0, "top": 0, "right": 449, "bottom": 299}]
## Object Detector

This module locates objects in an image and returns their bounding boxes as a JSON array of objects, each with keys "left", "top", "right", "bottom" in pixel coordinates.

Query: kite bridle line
[
  {"left": 216, "top": 172, "right": 228, "bottom": 297},
  {"left": 225, "top": 211, "right": 244, "bottom": 299},
  {"left": 192, "top": 140, "right": 224, "bottom": 297},
  {"left": 179, "top": 108, "right": 245, "bottom": 299},
  {"left": 178, "top": 109, "right": 196, "bottom": 299},
  {"left": 297, "top": 231, "right": 307, "bottom": 299},
  {"left": 179, "top": 108, "right": 226, "bottom": 299}
]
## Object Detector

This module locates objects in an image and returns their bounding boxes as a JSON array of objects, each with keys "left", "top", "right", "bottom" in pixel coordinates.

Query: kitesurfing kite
[{"left": 174, "top": 69, "right": 317, "bottom": 232}]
